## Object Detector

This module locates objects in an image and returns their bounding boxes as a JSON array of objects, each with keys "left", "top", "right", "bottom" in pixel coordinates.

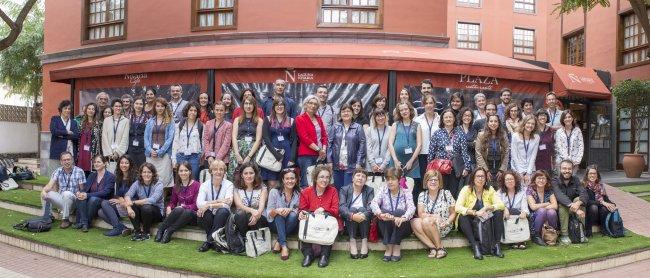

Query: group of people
[{"left": 42, "top": 79, "right": 617, "bottom": 268}]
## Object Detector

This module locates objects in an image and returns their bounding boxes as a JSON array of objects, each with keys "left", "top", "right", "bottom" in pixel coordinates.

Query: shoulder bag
[
  {"left": 255, "top": 145, "right": 284, "bottom": 172},
  {"left": 298, "top": 212, "right": 338, "bottom": 246},
  {"left": 501, "top": 215, "right": 530, "bottom": 244},
  {"left": 245, "top": 227, "right": 272, "bottom": 258}
]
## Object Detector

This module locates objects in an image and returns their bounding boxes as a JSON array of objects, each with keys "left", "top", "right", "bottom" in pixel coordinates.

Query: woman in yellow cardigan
[{"left": 455, "top": 167, "right": 505, "bottom": 260}]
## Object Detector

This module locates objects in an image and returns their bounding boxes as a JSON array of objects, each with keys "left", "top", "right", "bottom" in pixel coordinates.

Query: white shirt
[
  {"left": 414, "top": 112, "right": 440, "bottom": 154},
  {"left": 510, "top": 133, "right": 540, "bottom": 176},
  {"left": 171, "top": 120, "right": 202, "bottom": 164},
  {"left": 196, "top": 178, "right": 234, "bottom": 212}
]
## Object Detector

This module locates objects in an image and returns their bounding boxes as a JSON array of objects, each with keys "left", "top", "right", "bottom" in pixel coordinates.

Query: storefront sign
[
  {"left": 124, "top": 73, "right": 148, "bottom": 86},
  {"left": 459, "top": 74, "right": 499, "bottom": 90},
  {"left": 285, "top": 70, "right": 315, "bottom": 82},
  {"left": 568, "top": 73, "right": 595, "bottom": 84}
]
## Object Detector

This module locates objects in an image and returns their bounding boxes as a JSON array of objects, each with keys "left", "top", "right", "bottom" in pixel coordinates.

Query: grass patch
[
  {"left": 641, "top": 195, "right": 650, "bottom": 202},
  {"left": 0, "top": 189, "right": 42, "bottom": 208},
  {"left": 618, "top": 184, "right": 650, "bottom": 194},
  {"left": 1, "top": 208, "right": 649, "bottom": 278},
  {"left": 20, "top": 175, "right": 50, "bottom": 185}
]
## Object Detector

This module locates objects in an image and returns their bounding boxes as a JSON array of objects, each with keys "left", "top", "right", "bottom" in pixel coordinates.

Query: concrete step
[
  {"left": 17, "top": 158, "right": 38, "bottom": 164},
  {"left": 0, "top": 200, "right": 469, "bottom": 250}
]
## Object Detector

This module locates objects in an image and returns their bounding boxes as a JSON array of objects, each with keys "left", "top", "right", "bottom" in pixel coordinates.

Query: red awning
[
  {"left": 550, "top": 63, "right": 611, "bottom": 100},
  {"left": 50, "top": 43, "right": 551, "bottom": 83}
]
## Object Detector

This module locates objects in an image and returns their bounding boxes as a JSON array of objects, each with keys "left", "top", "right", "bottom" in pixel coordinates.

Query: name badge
[
  {"left": 83, "top": 145, "right": 90, "bottom": 151},
  {"left": 404, "top": 148, "right": 413, "bottom": 154},
  {"left": 153, "top": 143, "right": 160, "bottom": 150},
  {"left": 374, "top": 158, "right": 383, "bottom": 164},
  {"left": 539, "top": 144, "right": 546, "bottom": 151},
  {"left": 245, "top": 136, "right": 253, "bottom": 143},
  {"left": 277, "top": 135, "right": 285, "bottom": 142},
  {"left": 111, "top": 143, "right": 118, "bottom": 150},
  {"left": 184, "top": 151, "right": 192, "bottom": 156},
  {"left": 445, "top": 145, "right": 453, "bottom": 152},
  {"left": 132, "top": 140, "right": 139, "bottom": 147}
]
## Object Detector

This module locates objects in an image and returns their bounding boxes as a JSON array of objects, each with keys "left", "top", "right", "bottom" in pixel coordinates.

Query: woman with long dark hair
[
  {"left": 350, "top": 98, "right": 368, "bottom": 126},
  {"left": 582, "top": 165, "right": 617, "bottom": 237},
  {"left": 127, "top": 97, "right": 148, "bottom": 169},
  {"left": 74, "top": 155, "right": 115, "bottom": 232},
  {"left": 197, "top": 92, "right": 214, "bottom": 124},
  {"left": 124, "top": 162, "right": 165, "bottom": 241},
  {"left": 172, "top": 101, "right": 203, "bottom": 180},
  {"left": 266, "top": 168, "right": 301, "bottom": 260},
  {"left": 228, "top": 95, "right": 264, "bottom": 180},
  {"left": 155, "top": 162, "right": 201, "bottom": 243},
  {"left": 261, "top": 97, "right": 297, "bottom": 187},
  {"left": 233, "top": 162, "right": 269, "bottom": 237},
  {"left": 475, "top": 114, "right": 509, "bottom": 188},
  {"left": 144, "top": 97, "right": 175, "bottom": 188},
  {"left": 78, "top": 102, "right": 102, "bottom": 176},
  {"left": 100, "top": 155, "right": 137, "bottom": 236}
]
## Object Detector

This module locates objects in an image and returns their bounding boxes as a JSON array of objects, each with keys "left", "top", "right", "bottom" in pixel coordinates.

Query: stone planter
[{"left": 622, "top": 153, "right": 646, "bottom": 178}]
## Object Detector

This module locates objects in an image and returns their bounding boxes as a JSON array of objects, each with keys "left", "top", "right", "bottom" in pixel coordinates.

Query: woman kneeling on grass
[
  {"left": 411, "top": 169, "right": 456, "bottom": 259},
  {"left": 155, "top": 162, "right": 201, "bottom": 243},
  {"left": 124, "top": 163, "right": 164, "bottom": 241}
]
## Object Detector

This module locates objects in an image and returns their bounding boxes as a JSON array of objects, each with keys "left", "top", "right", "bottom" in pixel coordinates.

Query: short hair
[
  {"left": 235, "top": 162, "right": 263, "bottom": 190},
  {"left": 505, "top": 102, "right": 521, "bottom": 120},
  {"left": 92, "top": 154, "right": 108, "bottom": 164},
  {"left": 560, "top": 110, "right": 578, "bottom": 128},
  {"left": 170, "top": 84, "right": 183, "bottom": 92},
  {"left": 370, "top": 108, "right": 387, "bottom": 127},
  {"left": 121, "top": 94, "right": 133, "bottom": 101},
  {"left": 371, "top": 94, "right": 387, "bottom": 109},
  {"left": 393, "top": 101, "right": 416, "bottom": 122},
  {"left": 498, "top": 170, "right": 522, "bottom": 193},
  {"left": 239, "top": 88, "right": 257, "bottom": 102},
  {"left": 213, "top": 101, "right": 225, "bottom": 110},
  {"left": 275, "top": 78, "right": 286, "bottom": 85},
  {"left": 138, "top": 162, "right": 159, "bottom": 186},
  {"left": 316, "top": 84, "right": 328, "bottom": 92},
  {"left": 535, "top": 108, "right": 549, "bottom": 119},
  {"left": 209, "top": 159, "right": 226, "bottom": 173},
  {"left": 438, "top": 108, "right": 456, "bottom": 129},
  {"left": 59, "top": 151, "right": 73, "bottom": 160},
  {"left": 423, "top": 170, "right": 444, "bottom": 189},
  {"left": 522, "top": 98, "right": 534, "bottom": 107},
  {"left": 310, "top": 164, "right": 332, "bottom": 187},
  {"left": 421, "top": 79, "right": 433, "bottom": 86},
  {"left": 95, "top": 92, "right": 109, "bottom": 101},
  {"left": 182, "top": 101, "right": 200, "bottom": 118},
  {"left": 500, "top": 88, "right": 512, "bottom": 95},
  {"left": 474, "top": 93, "right": 486, "bottom": 101},
  {"left": 384, "top": 167, "right": 402, "bottom": 181},
  {"left": 58, "top": 100, "right": 72, "bottom": 113},
  {"left": 545, "top": 91, "right": 557, "bottom": 98},
  {"left": 352, "top": 168, "right": 368, "bottom": 178},
  {"left": 560, "top": 159, "right": 574, "bottom": 167},
  {"left": 485, "top": 101, "right": 497, "bottom": 109},
  {"left": 530, "top": 170, "right": 552, "bottom": 190},
  {"left": 338, "top": 103, "right": 353, "bottom": 121},
  {"left": 110, "top": 99, "right": 123, "bottom": 108}
]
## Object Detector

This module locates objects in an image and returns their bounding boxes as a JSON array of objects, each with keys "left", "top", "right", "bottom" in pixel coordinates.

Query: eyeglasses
[{"left": 475, "top": 175, "right": 486, "bottom": 179}]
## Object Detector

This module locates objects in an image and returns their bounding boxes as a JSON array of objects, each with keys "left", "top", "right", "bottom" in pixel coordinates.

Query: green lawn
[
  {"left": 1, "top": 208, "right": 649, "bottom": 278},
  {"left": 20, "top": 175, "right": 50, "bottom": 185},
  {"left": 617, "top": 184, "right": 650, "bottom": 194},
  {"left": 0, "top": 189, "right": 42, "bottom": 207}
]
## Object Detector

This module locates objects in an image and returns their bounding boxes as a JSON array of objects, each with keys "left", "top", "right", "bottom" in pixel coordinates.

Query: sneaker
[
  {"left": 104, "top": 228, "right": 122, "bottom": 237},
  {"left": 140, "top": 233, "right": 151, "bottom": 241},
  {"left": 81, "top": 225, "right": 89, "bottom": 232},
  {"left": 131, "top": 232, "right": 142, "bottom": 241},
  {"left": 73, "top": 223, "right": 83, "bottom": 229},
  {"left": 121, "top": 227, "right": 132, "bottom": 237},
  {"left": 560, "top": 236, "right": 571, "bottom": 245}
]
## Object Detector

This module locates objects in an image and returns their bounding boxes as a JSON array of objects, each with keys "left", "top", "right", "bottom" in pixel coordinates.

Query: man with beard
[
  {"left": 496, "top": 88, "right": 512, "bottom": 122},
  {"left": 552, "top": 159, "right": 587, "bottom": 244},
  {"left": 472, "top": 102, "right": 498, "bottom": 131}
]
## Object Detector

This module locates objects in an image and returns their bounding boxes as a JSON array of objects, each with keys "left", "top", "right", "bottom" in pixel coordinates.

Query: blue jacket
[
  {"left": 49, "top": 115, "right": 79, "bottom": 160},
  {"left": 144, "top": 118, "right": 175, "bottom": 157},
  {"left": 81, "top": 171, "right": 115, "bottom": 199},
  {"left": 327, "top": 122, "right": 366, "bottom": 171},
  {"left": 262, "top": 95, "right": 298, "bottom": 118}
]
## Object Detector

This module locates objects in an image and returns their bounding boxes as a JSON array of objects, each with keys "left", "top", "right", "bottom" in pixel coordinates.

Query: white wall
[{"left": 0, "top": 122, "right": 38, "bottom": 153}]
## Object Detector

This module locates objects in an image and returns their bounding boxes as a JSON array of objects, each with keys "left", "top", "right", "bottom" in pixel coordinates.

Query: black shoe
[
  {"left": 359, "top": 253, "right": 368, "bottom": 259},
  {"left": 472, "top": 244, "right": 483, "bottom": 260},
  {"left": 302, "top": 255, "right": 314, "bottom": 267},
  {"left": 382, "top": 255, "right": 391, "bottom": 262},
  {"left": 391, "top": 256, "right": 402, "bottom": 262},
  {"left": 161, "top": 230, "right": 173, "bottom": 244},
  {"left": 154, "top": 229, "right": 165, "bottom": 242},
  {"left": 73, "top": 223, "right": 83, "bottom": 229},
  {"left": 533, "top": 235, "right": 547, "bottom": 246},
  {"left": 140, "top": 233, "right": 151, "bottom": 241},
  {"left": 198, "top": 241, "right": 213, "bottom": 252},
  {"left": 318, "top": 255, "right": 329, "bottom": 268},
  {"left": 81, "top": 225, "right": 89, "bottom": 233},
  {"left": 131, "top": 232, "right": 142, "bottom": 241},
  {"left": 350, "top": 253, "right": 359, "bottom": 259},
  {"left": 493, "top": 243, "right": 504, "bottom": 258}
]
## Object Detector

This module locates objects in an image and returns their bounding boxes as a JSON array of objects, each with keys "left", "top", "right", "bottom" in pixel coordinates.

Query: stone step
[
  {"left": 0, "top": 200, "right": 469, "bottom": 250},
  {"left": 17, "top": 183, "right": 43, "bottom": 192},
  {"left": 17, "top": 158, "right": 38, "bottom": 165}
]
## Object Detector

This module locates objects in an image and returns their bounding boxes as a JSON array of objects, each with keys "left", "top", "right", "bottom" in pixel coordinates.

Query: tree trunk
[{"left": 629, "top": 0, "right": 650, "bottom": 58}]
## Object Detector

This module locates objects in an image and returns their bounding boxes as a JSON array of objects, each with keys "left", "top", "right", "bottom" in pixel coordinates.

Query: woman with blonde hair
[{"left": 510, "top": 115, "right": 540, "bottom": 184}]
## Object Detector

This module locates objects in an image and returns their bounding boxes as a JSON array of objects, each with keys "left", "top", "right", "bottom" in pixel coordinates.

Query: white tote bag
[
  {"left": 245, "top": 227, "right": 272, "bottom": 258},
  {"left": 501, "top": 215, "right": 531, "bottom": 244},
  {"left": 367, "top": 174, "right": 386, "bottom": 192},
  {"left": 0, "top": 178, "right": 19, "bottom": 191},
  {"left": 298, "top": 213, "right": 338, "bottom": 246},
  {"left": 255, "top": 145, "right": 284, "bottom": 172}
]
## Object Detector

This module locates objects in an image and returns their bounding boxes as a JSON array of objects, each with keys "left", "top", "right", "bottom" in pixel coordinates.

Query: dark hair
[
  {"left": 438, "top": 108, "right": 456, "bottom": 129},
  {"left": 500, "top": 88, "right": 512, "bottom": 95},
  {"left": 535, "top": 108, "right": 549, "bottom": 120},
  {"left": 522, "top": 98, "right": 534, "bottom": 107},
  {"left": 235, "top": 162, "right": 263, "bottom": 190},
  {"left": 198, "top": 92, "right": 213, "bottom": 110},
  {"left": 505, "top": 102, "right": 521, "bottom": 120},
  {"left": 458, "top": 107, "right": 474, "bottom": 126},
  {"left": 115, "top": 155, "right": 137, "bottom": 192},
  {"left": 240, "top": 88, "right": 257, "bottom": 102},
  {"left": 469, "top": 167, "right": 489, "bottom": 190},
  {"left": 485, "top": 101, "right": 497, "bottom": 110},
  {"left": 449, "top": 92, "right": 465, "bottom": 110},
  {"left": 349, "top": 98, "right": 363, "bottom": 117},
  {"left": 58, "top": 100, "right": 72, "bottom": 113},
  {"left": 237, "top": 95, "right": 260, "bottom": 124},
  {"left": 278, "top": 168, "right": 301, "bottom": 194},
  {"left": 421, "top": 79, "right": 433, "bottom": 87},
  {"left": 560, "top": 159, "right": 575, "bottom": 168},
  {"left": 81, "top": 102, "right": 98, "bottom": 127},
  {"left": 545, "top": 91, "right": 557, "bottom": 98},
  {"left": 316, "top": 84, "right": 328, "bottom": 91},
  {"left": 498, "top": 170, "right": 521, "bottom": 193},
  {"left": 270, "top": 96, "right": 291, "bottom": 128},
  {"left": 531, "top": 170, "right": 552, "bottom": 191},
  {"left": 182, "top": 101, "right": 200, "bottom": 118},
  {"left": 146, "top": 88, "right": 157, "bottom": 95},
  {"left": 174, "top": 161, "right": 193, "bottom": 193},
  {"left": 93, "top": 154, "right": 108, "bottom": 164},
  {"left": 352, "top": 168, "right": 368, "bottom": 178},
  {"left": 59, "top": 151, "right": 73, "bottom": 160},
  {"left": 560, "top": 110, "right": 578, "bottom": 128},
  {"left": 371, "top": 94, "right": 387, "bottom": 110},
  {"left": 478, "top": 114, "right": 508, "bottom": 156},
  {"left": 338, "top": 103, "right": 353, "bottom": 122},
  {"left": 138, "top": 163, "right": 159, "bottom": 186},
  {"left": 384, "top": 167, "right": 402, "bottom": 181},
  {"left": 110, "top": 99, "right": 123, "bottom": 108},
  {"left": 582, "top": 164, "right": 601, "bottom": 185}
]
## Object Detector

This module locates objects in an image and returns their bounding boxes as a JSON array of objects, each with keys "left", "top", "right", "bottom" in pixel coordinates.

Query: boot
[
  {"left": 472, "top": 244, "right": 483, "bottom": 260},
  {"left": 493, "top": 243, "right": 504, "bottom": 258},
  {"left": 302, "top": 255, "right": 314, "bottom": 267}
]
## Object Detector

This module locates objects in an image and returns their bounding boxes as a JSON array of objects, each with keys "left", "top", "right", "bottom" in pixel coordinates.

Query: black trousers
[
  {"left": 301, "top": 243, "right": 332, "bottom": 258},
  {"left": 443, "top": 173, "right": 460, "bottom": 199},
  {"left": 197, "top": 208, "right": 231, "bottom": 241},
  {"left": 344, "top": 207, "right": 370, "bottom": 240},
  {"left": 586, "top": 204, "right": 610, "bottom": 237},
  {"left": 458, "top": 210, "right": 504, "bottom": 246},
  {"left": 378, "top": 219, "right": 412, "bottom": 245},
  {"left": 159, "top": 207, "right": 197, "bottom": 233},
  {"left": 233, "top": 209, "right": 268, "bottom": 237},
  {"left": 129, "top": 204, "right": 163, "bottom": 234}
]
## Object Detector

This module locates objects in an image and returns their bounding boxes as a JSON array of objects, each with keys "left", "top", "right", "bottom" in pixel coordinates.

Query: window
[
  {"left": 319, "top": 0, "right": 382, "bottom": 28},
  {"left": 191, "top": 0, "right": 236, "bottom": 31},
  {"left": 84, "top": 0, "right": 126, "bottom": 42},
  {"left": 513, "top": 0, "right": 535, "bottom": 13},
  {"left": 457, "top": 22, "right": 480, "bottom": 50},
  {"left": 513, "top": 28, "right": 535, "bottom": 55},
  {"left": 457, "top": 0, "right": 480, "bottom": 8},
  {"left": 620, "top": 10, "right": 650, "bottom": 66},
  {"left": 564, "top": 30, "right": 585, "bottom": 66}
]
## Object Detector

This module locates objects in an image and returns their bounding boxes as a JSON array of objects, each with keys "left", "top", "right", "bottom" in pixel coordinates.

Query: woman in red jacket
[
  {"left": 298, "top": 164, "right": 339, "bottom": 268},
  {"left": 295, "top": 95, "right": 328, "bottom": 188}
]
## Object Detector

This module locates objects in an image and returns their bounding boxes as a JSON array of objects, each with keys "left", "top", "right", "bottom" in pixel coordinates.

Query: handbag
[
  {"left": 427, "top": 159, "right": 452, "bottom": 175},
  {"left": 107, "top": 158, "right": 117, "bottom": 173},
  {"left": 255, "top": 145, "right": 284, "bottom": 172},
  {"left": 367, "top": 173, "right": 386, "bottom": 192},
  {"left": 245, "top": 227, "right": 272, "bottom": 258},
  {"left": 368, "top": 216, "right": 380, "bottom": 243},
  {"left": 542, "top": 224, "right": 558, "bottom": 246},
  {"left": 0, "top": 178, "right": 19, "bottom": 191},
  {"left": 298, "top": 212, "right": 338, "bottom": 245},
  {"left": 501, "top": 215, "right": 530, "bottom": 244}
]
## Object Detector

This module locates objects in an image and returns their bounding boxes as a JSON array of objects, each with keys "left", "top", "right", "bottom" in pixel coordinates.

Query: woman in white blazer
[
  {"left": 554, "top": 110, "right": 584, "bottom": 171},
  {"left": 510, "top": 115, "right": 539, "bottom": 184},
  {"left": 102, "top": 99, "right": 130, "bottom": 167}
]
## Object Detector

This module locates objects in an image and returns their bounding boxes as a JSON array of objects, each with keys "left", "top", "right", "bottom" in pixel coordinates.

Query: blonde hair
[
  {"left": 423, "top": 170, "right": 444, "bottom": 189},
  {"left": 517, "top": 115, "right": 538, "bottom": 136},
  {"left": 209, "top": 159, "right": 226, "bottom": 173},
  {"left": 154, "top": 97, "right": 172, "bottom": 124}
]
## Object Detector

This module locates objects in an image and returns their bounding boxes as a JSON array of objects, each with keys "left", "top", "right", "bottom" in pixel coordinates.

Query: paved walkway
[
  {"left": 0, "top": 242, "right": 135, "bottom": 278},
  {"left": 571, "top": 259, "right": 650, "bottom": 278},
  {"left": 604, "top": 184, "right": 650, "bottom": 237}
]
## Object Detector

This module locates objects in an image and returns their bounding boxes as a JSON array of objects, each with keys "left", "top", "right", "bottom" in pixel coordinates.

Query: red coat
[
  {"left": 295, "top": 113, "right": 328, "bottom": 156},
  {"left": 299, "top": 185, "right": 342, "bottom": 229}
]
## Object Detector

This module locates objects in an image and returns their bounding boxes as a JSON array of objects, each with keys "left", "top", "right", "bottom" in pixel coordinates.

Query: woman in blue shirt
[
  {"left": 100, "top": 155, "right": 137, "bottom": 237},
  {"left": 74, "top": 155, "right": 115, "bottom": 232},
  {"left": 328, "top": 104, "right": 366, "bottom": 191},
  {"left": 144, "top": 98, "right": 175, "bottom": 188},
  {"left": 124, "top": 162, "right": 165, "bottom": 241},
  {"left": 266, "top": 168, "right": 301, "bottom": 260}
]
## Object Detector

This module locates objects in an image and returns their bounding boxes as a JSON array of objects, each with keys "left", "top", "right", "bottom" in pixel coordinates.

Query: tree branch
[{"left": 0, "top": 0, "right": 38, "bottom": 51}]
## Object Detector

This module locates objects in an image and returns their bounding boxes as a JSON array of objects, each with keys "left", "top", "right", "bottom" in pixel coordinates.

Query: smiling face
[
  {"left": 376, "top": 98, "right": 386, "bottom": 110},
  {"left": 534, "top": 174, "right": 547, "bottom": 189},
  {"left": 563, "top": 113, "right": 574, "bottom": 128},
  {"left": 154, "top": 102, "right": 165, "bottom": 116},
  {"left": 523, "top": 102, "right": 533, "bottom": 114},
  {"left": 485, "top": 104, "right": 497, "bottom": 116},
  {"left": 351, "top": 102, "right": 362, "bottom": 116},
  {"left": 375, "top": 112, "right": 387, "bottom": 126},
  {"left": 274, "top": 102, "right": 286, "bottom": 116},
  {"left": 399, "top": 89, "right": 410, "bottom": 103},
  {"left": 282, "top": 172, "right": 297, "bottom": 190},
  {"left": 141, "top": 166, "right": 153, "bottom": 184},
  {"left": 316, "top": 170, "right": 331, "bottom": 189},
  {"left": 424, "top": 97, "right": 435, "bottom": 113},
  {"left": 524, "top": 117, "right": 536, "bottom": 133},
  {"left": 451, "top": 97, "right": 462, "bottom": 110},
  {"left": 243, "top": 99, "right": 254, "bottom": 114},
  {"left": 60, "top": 153, "right": 73, "bottom": 170},
  {"left": 103, "top": 107, "right": 113, "bottom": 118},
  {"left": 170, "top": 86, "right": 182, "bottom": 99},
  {"left": 242, "top": 166, "right": 256, "bottom": 186},
  {"left": 121, "top": 97, "right": 131, "bottom": 109},
  {"left": 487, "top": 115, "right": 500, "bottom": 131},
  {"left": 462, "top": 110, "right": 473, "bottom": 125},
  {"left": 340, "top": 107, "right": 353, "bottom": 122},
  {"left": 537, "top": 113, "right": 548, "bottom": 125},
  {"left": 546, "top": 94, "right": 557, "bottom": 108},
  {"left": 473, "top": 170, "right": 487, "bottom": 188},
  {"left": 316, "top": 87, "right": 328, "bottom": 103},
  {"left": 221, "top": 94, "right": 232, "bottom": 107},
  {"left": 61, "top": 105, "right": 71, "bottom": 118},
  {"left": 305, "top": 98, "right": 319, "bottom": 114},
  {"left": 211, "top": 162, "right": 226, "bottom": 180},
  {"left": 387, "top": 176, "right": 399, "bottom": 191},
  {"left": 199, "top": 93, "right": 209, "bottom": 107},
  {"left": 508, "top": 106, "right": 519, "bottom": 120},
  {"left": 442, "top": 111, "right": 454, "bottom": 127},
  {"left": 93, "top": 157, "right": 106, "bottom": 172},
  {"left": 587, "top": 168, "right": 599, "bottom": 183},
  {"left": 475, "top": 96, "right": 486, "bottom": 109},
  {"left": 421, "top": 82, "right": 432, "bottom": 94},
  {"left": 501, "top": 91, "right": 511, "bottom": 104},
  {"left": 133, "top": 99, "right": 144, "bottom": 113},
  {"left": 145, "top": 90, "right": 155, "bottom": 102},
  {"left": 504, "top": 174, "right": 516, "bottom": 190},
  {"left": 112, "top": 102, "right": 123, "bottom": 117},
  {"left": 178, "top": 165, "right": 191, "bottom": 182},
  {"left": 119, "top": 157, "right": 130, "bottom": 173},
  {"left": 85, "top": 104, "right": 96, "bottom": 118},
  {"left": 97, "top": 94, "right": 109, "bottom": 107},
  {"left": 274, "top": 79, "right": 286, "bottom": 95},
  {"left": 187, "top": 105, "right": 198, "bottom": 120},
  {"left": 214, "top": 103, "right": 225, "bottom": 120},
  {"left": 427, "top": 175, "right": 440, "bottom": 191},
  {"left": 352, "top": 172, "right": 367, "bottom": 187},
  {"left": 560, "top": 161, "right": 574, "bottom": 179}
]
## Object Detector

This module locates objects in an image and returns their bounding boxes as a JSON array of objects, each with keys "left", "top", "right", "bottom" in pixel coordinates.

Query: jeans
[
  {"left": 558, "top": 197, "right": 585, "bottom": 236},
  {"left": 269, "top": 211, "right": 299, "bottom": 247},
  {"left": 176, "top": 153, "right": 200, "bottom": 181},
  {"left": 586, "top": 204, "right": 609, "bottom": 237},
  {"left": 99, "top": 200, "right": 125, "bottom": 229},
  {"left": 332, "top": 169, "right": 353, "bottom": 192},
  {"left": 75, "top": 196, "right": 104, "bottom": 226},
  {"left": 129, "top": 204, "right": 163, "bottom": 234},
  {"left": 197, "top": 208, "right": 231, "bottom": 241},
  {"left": 531, "top": 208, "right": 558, "bottom": 235},
  {"left": 43, "top": 191, "right": 76, "bottom": 219},
  {"left": 297, "top": 155, "right": 318, "bottom": 188},
  {"left": 159, "top": 207, "right": 197, "bottom": 233}
]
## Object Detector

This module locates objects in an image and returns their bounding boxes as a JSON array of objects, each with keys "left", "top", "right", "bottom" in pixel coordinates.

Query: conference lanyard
[
  {"left": 523, "top": 136, "right": 531, "bottom": 161},
  {"left": 143, "top": 184, "right": 151, "bottom": 198},
  {"left": 401, "top": 122, "right": 411, "bottom": 146},
  {"left": 388, "top": 188, "right": 401, "bottom": 213},
  {"left": 112, "top": 117, "right": 122, "bottom": 143},
  {"left": 426, "top": 115, "right": 434, "bottom": 137},
  {"left": 565, "top": 129, "right": 573, "bottom": 154},
  {"left": 426, "top": 191, "right": 440, "bottom": 214},
  {"left": 59, "top": 170, "right": 72, "bottom": 192},
  {"left": 210, "top": 179, "right": 222, "bottom": 201},
  {"left": 376, "top": 126, "right": 386, "bottom": 156},
  {"left": 244, "top": 190, "right": 253, "bottom": 207},
  {"left": 185, "top": 121, "right": 197, "bottom": 149}
]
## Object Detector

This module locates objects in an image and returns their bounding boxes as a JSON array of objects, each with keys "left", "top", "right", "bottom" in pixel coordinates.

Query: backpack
[
  {"left": 212, "top": 213, "right": 245, "bottom": 254},
  {"left": 13, "top": 216, "right": 52, "bottom": 233},
  {"left": 10, "top": 166, "right": 35, "bottom": 181},
  {"left": 604, "top": 209, "right": 625, "bottom": 238},
  {"left": 568, "top": 214, "right": 587, "bottom": 243},
  {"left": 472, "top": 216, "right": 497, "bottom": 255},
  {"left": 0, "top": 165, "right": 8, "bottom": 183}
]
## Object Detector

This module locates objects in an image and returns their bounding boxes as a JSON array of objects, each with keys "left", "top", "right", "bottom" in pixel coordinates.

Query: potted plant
[{"left": 612, "top": 79, "right": 650, "bottom": 178}]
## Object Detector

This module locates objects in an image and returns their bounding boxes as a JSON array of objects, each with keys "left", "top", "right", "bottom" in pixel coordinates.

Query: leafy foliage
[{"left": 612, "top": 79, "right": 650, "bottom": 153}]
